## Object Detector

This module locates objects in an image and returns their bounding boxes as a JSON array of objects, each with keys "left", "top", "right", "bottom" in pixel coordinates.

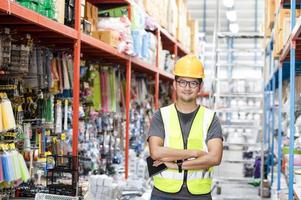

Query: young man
[{"left": 148, "top": 55, "right": 223, "bottom": 200}]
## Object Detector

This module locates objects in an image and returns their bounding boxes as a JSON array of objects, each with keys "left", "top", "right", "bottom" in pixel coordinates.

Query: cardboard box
[
  {"left": 277, "top": 9, "right": 301, "bottom": 31},
  {"left": 55, "top": 0, "right": 65, "bottom": 24},
  {"left": 266, "top": 0, "right": 275, "bottom": 29},
  {"left": 191, "top": 33, "right": 198, "bottom": 53},
  {"left": 85, "top": 1, "right": 98, "bottom": 32},
  {"left": 176, "top": 0, "right": 188, "bottom": 43},
  {"left": 188, "top": 19, "right": 198, "bottom": 36},
  {"left": 167, "top": 0, "right": 178, "bottom": 37},
  {"left": 92, "top": 30, "right": 120, "bottom": 48},
  {"left": 159, "top": 0, "right": 168, "bottom": 29},
  {"left": 272, "top": 9, "right": 301, "bottom": 58}
]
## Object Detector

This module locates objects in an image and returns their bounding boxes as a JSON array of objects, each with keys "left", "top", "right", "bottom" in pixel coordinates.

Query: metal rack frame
[{"left": 264, "top": 0, "right": 301, "bottom": 199}]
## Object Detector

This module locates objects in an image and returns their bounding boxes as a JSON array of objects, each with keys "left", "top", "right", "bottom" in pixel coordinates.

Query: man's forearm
[
  {"left": 182, "top": 152, "right": 221, "bottom": 170},
  {"left": 150, "top": 146, "right": 206, "bottom": 161}
]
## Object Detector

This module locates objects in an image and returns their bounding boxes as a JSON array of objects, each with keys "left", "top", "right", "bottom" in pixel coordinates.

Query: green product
[
  {"left": 44, "top": 0, "right": 55, "bottom": 9},
  {"left": 30, "top": 0, "right": 39, "bottom": 4},
  {"left": 20, "top": 1, "right": 38, "bottom": 12},
  {"left": 109, "top": 68, "right": 116, "bottom": 112},
  {"left": 92, "top": 70, "right": 101, "bottom": 110},
  {"left": 45, "top": 9, "right": 55, "bottom": 19},
  {"left": 282, "top": 146, "right": 301, "bottom": 155},
  {"left": 98, "top": 6, "right": 128, "bottom": 17},
  {"left": 37, "top": 3, "right": 46, "bottom": 16}
]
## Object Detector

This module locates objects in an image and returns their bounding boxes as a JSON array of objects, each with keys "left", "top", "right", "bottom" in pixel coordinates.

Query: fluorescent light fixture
[
  {"left": 223, "top": 0, "right": 234, "bottom": 8},
  {"left": 229, "top": 23, "right": 239, "bottom": 33},
  {"left": 226, "top": 10, "right": 237, "bottom": 22}
]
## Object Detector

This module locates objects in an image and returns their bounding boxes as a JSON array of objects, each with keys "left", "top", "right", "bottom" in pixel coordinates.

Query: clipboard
[{"left": 146, "top": 156, "right": 167, "bottom": 177}]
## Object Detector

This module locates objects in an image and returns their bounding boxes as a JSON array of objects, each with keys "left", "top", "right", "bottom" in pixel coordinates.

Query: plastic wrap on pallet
[
  {"left": 84, "top": 175, "right": 123, "bottom": 200},
  {"left": 97, "top": 16, "right": 133, "bottom": 55},
  {"left": 131, "top": 3, "right": 146, "bottom": 30}
]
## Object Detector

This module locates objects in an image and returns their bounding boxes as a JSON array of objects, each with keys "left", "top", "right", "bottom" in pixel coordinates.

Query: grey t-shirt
[{"left": 148, "top": 105, "right": 223, "bottom": 200}]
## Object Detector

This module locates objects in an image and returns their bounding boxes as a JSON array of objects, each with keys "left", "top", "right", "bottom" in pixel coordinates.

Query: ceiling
[{"left": 187, "top": 0, "right": 264, "bottom": 34}]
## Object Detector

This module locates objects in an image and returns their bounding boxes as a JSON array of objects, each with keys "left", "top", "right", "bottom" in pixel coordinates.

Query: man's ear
[
  {"left": 199, "top": 81, "right": 204, "bottom": 91},
  {"left": 197, "top": 82, "right": 204, "bottom": 96}
]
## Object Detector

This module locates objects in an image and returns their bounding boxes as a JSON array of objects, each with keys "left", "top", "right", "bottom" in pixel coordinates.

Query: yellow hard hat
[{"left": 173, "top": 55, "right": 205, "bottom": 78}]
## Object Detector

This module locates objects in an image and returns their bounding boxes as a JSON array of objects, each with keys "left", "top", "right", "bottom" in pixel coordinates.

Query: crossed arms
[{"left": 148, "top": 136, "right": 223, "bottom": 170}]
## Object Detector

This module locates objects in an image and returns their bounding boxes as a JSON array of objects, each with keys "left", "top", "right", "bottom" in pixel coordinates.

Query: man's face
[{"left": 174, "top": 77, "right": 202, "bottom": 103}]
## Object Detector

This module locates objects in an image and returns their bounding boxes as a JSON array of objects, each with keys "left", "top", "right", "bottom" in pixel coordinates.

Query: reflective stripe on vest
[{"left": 153, "top": 104, "right": 215, "bottom": 194}]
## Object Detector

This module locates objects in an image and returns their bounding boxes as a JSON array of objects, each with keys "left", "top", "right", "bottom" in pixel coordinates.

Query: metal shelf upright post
[
  {"left": 277, "top": 64, "right": 283, "bottom": 191},
  {"left": 271, "top": 66, "right": 276, "bottom": 185},
  {"left": 72, "top": 0, "right": 81, "bottom": 159},
  {"left": 288, "top": 1, "right": 296, "bottom": 199}
]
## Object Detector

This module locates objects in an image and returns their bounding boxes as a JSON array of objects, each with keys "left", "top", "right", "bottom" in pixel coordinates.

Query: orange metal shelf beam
[
  {"left": 160, "top": 27, "right": 177, "bottom": 44},
  {"left": 159, "top": 69, "right": 174, "bottom": 81},
  {"left": 159, "top": 27, "right": 190, "bottom": 57},
  {"left": 0, "top": 1, "right": 77, "bottom": 39},
  {"left": 87, "top": 0, "right": 130, "bottom": 4},
  {"left": 131, "top": 57, "right": 157, "bottom": 74}
]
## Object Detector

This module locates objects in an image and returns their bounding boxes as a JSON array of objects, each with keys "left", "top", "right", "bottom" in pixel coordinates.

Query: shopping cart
[{"left": 35, "top": 193, "right": 79, "bottom": 200}]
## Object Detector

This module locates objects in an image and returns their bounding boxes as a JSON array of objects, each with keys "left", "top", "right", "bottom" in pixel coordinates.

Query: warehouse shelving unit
[
  {"left": 264, "top": 0, "right": 301, "bottom": 199},
  {"left": 0, "top": 0, "right": 205, "bottom": 181},
  {"left": 213, "top": 35, "right": 264, "bottom": 199}
]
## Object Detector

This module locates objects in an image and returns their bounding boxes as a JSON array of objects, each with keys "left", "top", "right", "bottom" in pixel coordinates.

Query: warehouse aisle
[{"left": 212, "top": 166, "right": 289, "bottom": 200}]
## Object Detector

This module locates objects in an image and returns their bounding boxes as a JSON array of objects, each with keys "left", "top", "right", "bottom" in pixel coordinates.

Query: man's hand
[{"left": 153, "top": 160, "right": 164, "bottom": 167}]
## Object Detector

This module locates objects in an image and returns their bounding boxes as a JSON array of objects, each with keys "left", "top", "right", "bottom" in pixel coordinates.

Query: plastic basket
[{"left": 35, "top": 193, "right": 79, "bottom": 200}]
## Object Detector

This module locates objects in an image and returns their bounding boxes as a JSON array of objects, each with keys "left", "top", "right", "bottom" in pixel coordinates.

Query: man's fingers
[{"left": 153, "top": 160, "right": 163, "bottom": 167}]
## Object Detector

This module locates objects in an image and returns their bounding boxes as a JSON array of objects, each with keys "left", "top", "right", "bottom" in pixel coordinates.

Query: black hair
[{"left": 175, "top": 75, "right": 203, "bottom": 84}]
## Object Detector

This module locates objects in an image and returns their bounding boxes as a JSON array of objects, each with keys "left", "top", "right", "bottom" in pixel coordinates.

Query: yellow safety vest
[{"left": 153, "top": 104, "right": 215, "bottom": 195}]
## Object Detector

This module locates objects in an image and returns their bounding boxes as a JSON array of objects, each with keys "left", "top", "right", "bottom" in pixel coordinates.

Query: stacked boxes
[
  {"left": 92, "top": 30, "right": 120, "bottom": 48},
  {"left": 265, "top": 0, "right": 275, "bottom": 37},
  {"left": 176, "top": 0, "right": 187, "bottom": 43},
  {"left": 273, "top": 9, "right": 301, "bottom": 58},
  {"left": 167, "top": 0, "right": 178, "bottom": 37},
  {"left": 188, "top": 19, "right": 199, "bottom": 53},
  {"left": 55, "top": 0, "right": 65, "bottom": 24},
  {"left": 85, "top": 1, "right": 98, "bottom": 32}
]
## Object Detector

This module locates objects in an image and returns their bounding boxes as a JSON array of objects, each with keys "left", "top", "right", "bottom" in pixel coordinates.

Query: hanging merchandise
[
  {"left": 0, "top": 28, "right": 12, "bottom": 70},
  {"left": 0, "top": 93, "right": 17, "bottom": 131},
  {"left": 159, "top": 82, "right": 173, "bottom": 107},
  {"left": 54, "top": 100, "right": 62, "bottom": 134},
  {"left": 0, "top": 27, "right": 76, "bottom": 197},
  {"left": 129, "top": 74, "right": 154, "bottom": 153},
  {"left": 0, "top": 147, "right": 30, "bottom": 185}
]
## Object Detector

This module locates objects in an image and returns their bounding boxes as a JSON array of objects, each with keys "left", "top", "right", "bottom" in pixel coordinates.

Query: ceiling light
[
  {"left": 226, "top": 10, "right": 237, "bottom": 22},
  {"left": 223, "top": 0, "right": 234, "bottom": 8},
  {"left": 229, "top": 23, "right": 239, "bottom": 33}
]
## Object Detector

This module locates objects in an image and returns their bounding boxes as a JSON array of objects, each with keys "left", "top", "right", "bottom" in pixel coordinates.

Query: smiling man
[{"left": 148, "top": 55, "right": 223, "bottom": 200}]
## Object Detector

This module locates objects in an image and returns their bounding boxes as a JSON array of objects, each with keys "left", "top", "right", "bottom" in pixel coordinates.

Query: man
[{"left": 148, "top": 55, "right": 223, "bottom": 200}]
